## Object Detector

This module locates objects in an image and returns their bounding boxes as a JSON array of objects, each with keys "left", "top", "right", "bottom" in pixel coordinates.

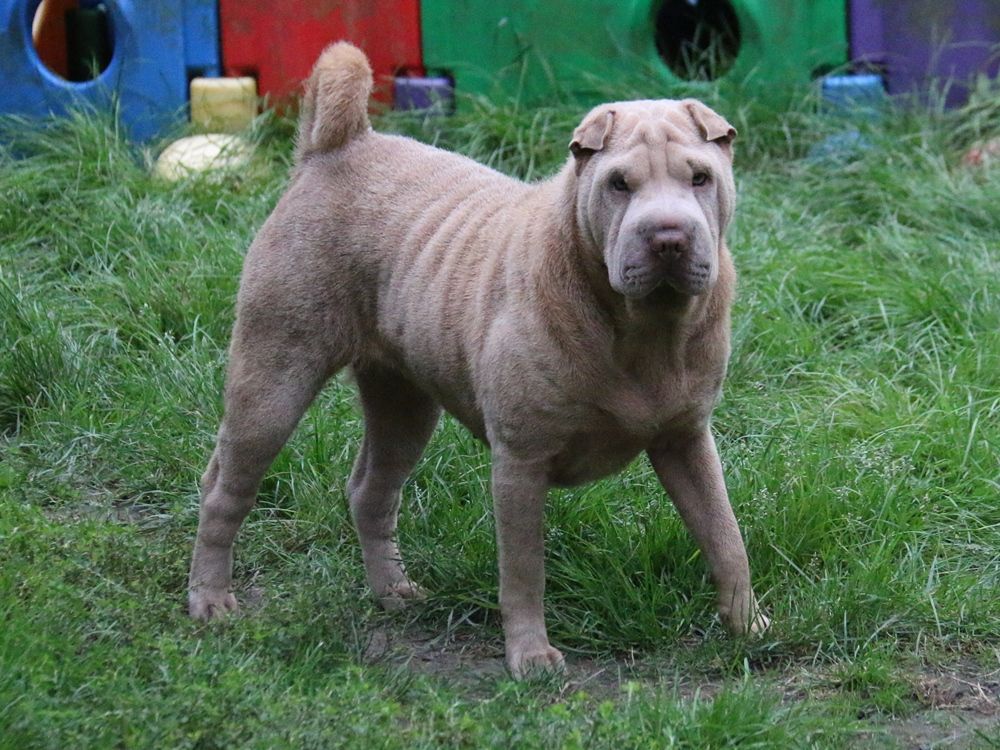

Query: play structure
[
  {"left": 1, "top": 0, "right": 996, "bottom": 141},
  {"left": 850, "top": 0, "right": 999, "bottom": 107},
  {"left": 0, "top": 0, "right": 219, "bottom": 141},
  {"left": 217, "top": 0, "right": 422, "bottom": 103},
  {"left": 421, "top": 0, "right": 847, "bottom": 99}
]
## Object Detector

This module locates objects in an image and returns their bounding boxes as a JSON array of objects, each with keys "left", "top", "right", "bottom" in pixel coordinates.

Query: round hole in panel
[
  {"left": 31, "top": 0, "right": 114, "bottom": 82},
  {"left": 654, "top": 0, "right": 741, "bottom": 81}
]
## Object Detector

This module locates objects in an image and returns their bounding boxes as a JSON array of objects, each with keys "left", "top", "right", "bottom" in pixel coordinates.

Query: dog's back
[{"left": 257, "top": 45, "right": 562, "bottom": 426}]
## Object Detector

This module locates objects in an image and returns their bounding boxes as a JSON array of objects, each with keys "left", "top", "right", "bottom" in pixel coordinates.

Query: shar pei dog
[{"left": 188, "top": 42, "right": 768, "bottom": 678}]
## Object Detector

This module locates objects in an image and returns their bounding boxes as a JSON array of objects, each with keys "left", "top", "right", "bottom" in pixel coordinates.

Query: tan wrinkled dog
[{"left": 188, "top": 42, "right": 768, "bottom": 678}]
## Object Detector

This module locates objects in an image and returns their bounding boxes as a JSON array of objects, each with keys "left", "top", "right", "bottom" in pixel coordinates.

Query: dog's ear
[
  {"left": 569, "top": 109, "right": 615, "bottom": 159},
  {"left": 684, "top": 100, "right": 736, "bottom": 157}
]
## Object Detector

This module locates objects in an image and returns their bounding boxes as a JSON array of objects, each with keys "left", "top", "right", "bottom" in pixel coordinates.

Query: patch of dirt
[
  {"left": 878, "top": 709, "right": 998, "bottom": 750},
  {"left": 360, "top": 621, "right": 507, "bottom": 688},
  {"left": 878, "top": 667, "right": 1000, "bottom": 749},
  {"left": 361, "top": 620, "right": 732, "bottom": 700},
  {"left": 915, "top": 667, "right": 1000, "bottom": 714},
  {"left": 41, "top": 491, "right": 176, "bottom": 530},
  {"left": 361, "top": 621, "right": 1000, "bottom": 746}
]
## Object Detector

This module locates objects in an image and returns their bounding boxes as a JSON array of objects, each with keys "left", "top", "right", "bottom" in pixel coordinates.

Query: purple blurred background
[{"left": 850, "top": 0, "right": 1000, "bottom": 106}]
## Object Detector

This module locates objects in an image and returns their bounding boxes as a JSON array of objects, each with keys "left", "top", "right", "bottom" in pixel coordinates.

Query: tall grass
[{"left": 1, "top": 77, "right": 998, "bottom": 746}]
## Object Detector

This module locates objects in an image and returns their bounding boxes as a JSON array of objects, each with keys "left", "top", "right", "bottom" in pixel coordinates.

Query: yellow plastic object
[{"left": 189, "top": 76, "right": 257, "bottom": 133}]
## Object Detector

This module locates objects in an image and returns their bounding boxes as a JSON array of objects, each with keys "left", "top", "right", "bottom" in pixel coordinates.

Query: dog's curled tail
[{"left": 296, "top": 42, "right": 373, "bottom": 160}]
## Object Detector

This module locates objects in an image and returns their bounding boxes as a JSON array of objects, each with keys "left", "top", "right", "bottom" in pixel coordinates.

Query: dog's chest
[
  {"left": 548, "top": 429, "right": 647, "bottom": 487},
  {"left": 548, "top": 372, "right": 715, "bottom": 487}
]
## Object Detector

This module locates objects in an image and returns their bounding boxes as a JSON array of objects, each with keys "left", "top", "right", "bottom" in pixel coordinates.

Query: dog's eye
[
  {"left": 609, "top": 174, "right": 630, "bottom": 192},
  {"left": 692, "top": 171, "right": 710, "bottom": 187}
]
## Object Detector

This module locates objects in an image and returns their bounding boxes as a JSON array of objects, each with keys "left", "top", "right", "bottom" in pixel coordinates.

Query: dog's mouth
[
  {"left": 610, "top": 263, "right": 664, "bottom": 299},
  {"left": 608, "top": 261, "right": 714, "bottom": 300},
  {"left": 663, "top": 263, "right": 713, "bottom": 295}
]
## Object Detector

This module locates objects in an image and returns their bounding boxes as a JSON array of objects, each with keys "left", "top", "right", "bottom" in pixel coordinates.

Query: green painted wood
[{"left": 421, "top": 0, "right": 847, "bottom": 102}]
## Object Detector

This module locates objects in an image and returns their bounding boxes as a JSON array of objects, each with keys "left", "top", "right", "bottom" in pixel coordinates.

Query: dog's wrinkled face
[{"left": 570, "top": 99, "right": 737, "bottom": 299}]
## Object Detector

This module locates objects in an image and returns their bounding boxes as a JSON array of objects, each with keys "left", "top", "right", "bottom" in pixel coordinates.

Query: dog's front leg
[
  {"left": 647, "top": 428, "right": 769, "bottom": 635},
  {"left": 491, "top": 450, "right": 565, "bottom": 678}
]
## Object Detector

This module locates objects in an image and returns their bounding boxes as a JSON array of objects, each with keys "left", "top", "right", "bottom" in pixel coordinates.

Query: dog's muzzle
[{"left": 612, "top": 223, "right": 714, "bottom": 298}]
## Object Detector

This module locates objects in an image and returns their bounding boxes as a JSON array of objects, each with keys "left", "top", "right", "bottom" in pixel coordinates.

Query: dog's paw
[
  {"left": 377, "top": 580, "right": 427, "bottom": 612},
  {"left": 507, "top": 639, "right": 565, "bottom": 680},
  {"left": 748, "top": 609, "right": 771, "bottom": 636},
  {"left": 189, "top": 587, "right": 238, "bottom": 620},
  {"left": 720, "top": 600, "right": 771, "bottom": 638}
]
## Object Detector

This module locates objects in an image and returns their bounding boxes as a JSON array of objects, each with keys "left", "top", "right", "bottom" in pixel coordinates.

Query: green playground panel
[{"left": 421, "top": 0, "right": 847, "bottom": 101}]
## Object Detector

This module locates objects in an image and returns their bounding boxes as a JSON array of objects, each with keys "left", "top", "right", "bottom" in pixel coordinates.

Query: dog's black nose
[{"left": 650, "top": 226, "right": 689, "bottom": 257}]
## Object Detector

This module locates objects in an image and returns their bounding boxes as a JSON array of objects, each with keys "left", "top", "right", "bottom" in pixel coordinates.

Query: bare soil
[{"left": 361, "top": 621, "right": 1000, "bottom": 748}]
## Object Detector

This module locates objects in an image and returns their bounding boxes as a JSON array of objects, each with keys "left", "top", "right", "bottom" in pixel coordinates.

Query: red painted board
[{"left": 220, "top": 0, "right": 423, "bottom": 104}]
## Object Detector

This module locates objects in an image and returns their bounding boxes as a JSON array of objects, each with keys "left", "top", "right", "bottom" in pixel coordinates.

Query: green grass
[{"left": 2, "top": 78, "right": 999, "bottom": 747}]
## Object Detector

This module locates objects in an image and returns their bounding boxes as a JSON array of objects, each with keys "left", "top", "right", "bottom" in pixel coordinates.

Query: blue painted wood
[{"left": 0, "top": 0, "right": 220, "bottom": 141}]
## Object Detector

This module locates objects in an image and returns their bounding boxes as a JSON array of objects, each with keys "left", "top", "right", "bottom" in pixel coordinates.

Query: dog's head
[{"left": 568, "top": 99, "right": 736, "bottom": 299}]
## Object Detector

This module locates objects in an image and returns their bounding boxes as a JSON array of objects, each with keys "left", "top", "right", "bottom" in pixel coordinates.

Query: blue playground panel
[{"left": 0, "top": 0, "right": 220, "bottom": 141}]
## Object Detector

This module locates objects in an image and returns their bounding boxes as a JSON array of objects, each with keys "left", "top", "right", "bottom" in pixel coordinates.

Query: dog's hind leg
[
  {"left": 348, "top": 366, "right": 440, "bottom": 610},
  {"left": 188, "top": 318, "right": 342, "bottom": 620}
]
